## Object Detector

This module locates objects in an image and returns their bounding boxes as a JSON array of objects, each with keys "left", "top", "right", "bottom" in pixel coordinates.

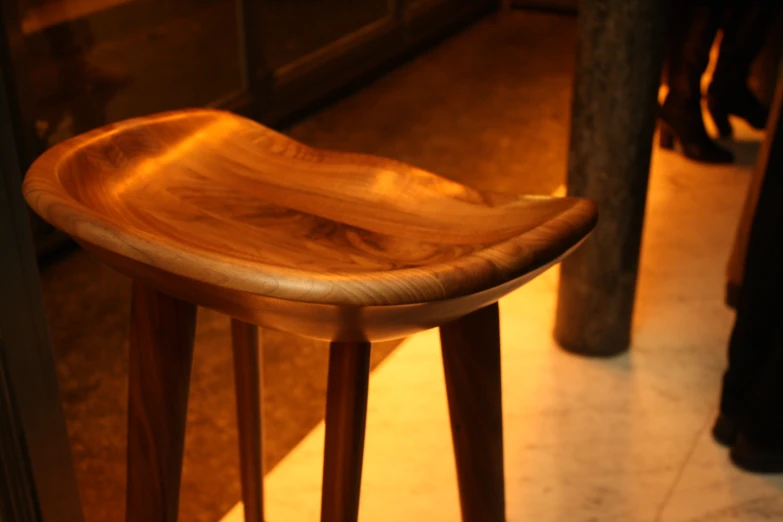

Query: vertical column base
[{"left": 554, "top": 0, "right": 668, "bottom": 356}]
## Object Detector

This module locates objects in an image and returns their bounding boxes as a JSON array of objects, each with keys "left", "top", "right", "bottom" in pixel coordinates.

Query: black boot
[
  {"left": 730, "top": 433, "right": 783, "bottom": 473},
  {"left": 662, "top": 2, "right": 733, "bottom": 163},
  {"left": 707, "top": 1, "right": 780, "bottom": 137},
  {"left": 718, "top": 125, "right": 783, "bottom": 473},
  {"left": 712, "top": 412, "right": 741, "bottom": 447}
]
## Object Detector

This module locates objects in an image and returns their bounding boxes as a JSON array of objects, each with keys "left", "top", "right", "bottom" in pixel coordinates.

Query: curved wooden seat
[
  {"left": 24, "top": 108, "right": 597, "bottom": 522},
  {"left": 24, "top": 109, "right": 596, "bottom": 341}
]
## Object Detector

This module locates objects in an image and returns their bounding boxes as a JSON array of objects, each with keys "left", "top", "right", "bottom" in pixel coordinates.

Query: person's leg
[
  {"left": 719, "top": 268, "right": 780, "bottom": 438},
  {"left": 707, "top": 0, "right": 781, "bottom": 136},
  {"left": 661, "top": 0, "right": 733, "bottom": 163},
  {"left": 730, "top": 318, "right": 783, "bottom": 472},
  {"left": 666, "top": 1, "right": 723, "bottom": 107},
  {"left": 717, "top": 115, "right": 783, "bottom": 470}
]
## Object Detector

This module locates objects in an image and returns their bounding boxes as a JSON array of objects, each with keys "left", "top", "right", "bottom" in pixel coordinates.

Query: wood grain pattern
[
  {"left": 23, "top": 109, "right": 597, "bottom": 310},
  {"left": 440, "top": 303, "right": 505, "bottom": 522},
  {"left": 20, "top": 109, "right": 598, "bottom": 522},
  {"left": 320, "top": 342, "right": 372, "bottom": 522},
  {"left": 84, "top": 240, "right": 582, "bottom": 342},
  {"left": 231, "top": 319, "right": 264, "bottom": 522},
  {"left": 126, "top": 283, "right": 197, "bottom": 522}
]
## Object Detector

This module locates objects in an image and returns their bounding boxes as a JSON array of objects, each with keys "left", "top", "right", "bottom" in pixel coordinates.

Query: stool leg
[
  {"left": 231, "top": 319, "right": 265, "bottom": 522},
  {"left": 320, "top": 342, "right": 372, "bottom": 522},
  {"left": 439, "top": 303, "right": 505, "bottom": 522},
  {"left": 126, "top": 283, "right": 197, "bottom": 522}
]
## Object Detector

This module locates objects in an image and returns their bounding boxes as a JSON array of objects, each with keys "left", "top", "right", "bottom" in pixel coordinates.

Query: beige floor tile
[
  {"left": 220, "top": 97, "right": 775, "bottom": 522},
  {"left": 659, "top": 428, "right": 783, "bottom": 522}
]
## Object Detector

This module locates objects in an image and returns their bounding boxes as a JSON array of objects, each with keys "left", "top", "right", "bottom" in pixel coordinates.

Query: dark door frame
[{"left": 0, "top": 37, "right": 84, "bottom": 522}]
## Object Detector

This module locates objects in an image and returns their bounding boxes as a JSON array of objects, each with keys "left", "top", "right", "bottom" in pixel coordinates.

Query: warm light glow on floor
[{"left": 221, "top": 145, "right": 783, "bottom": 520}]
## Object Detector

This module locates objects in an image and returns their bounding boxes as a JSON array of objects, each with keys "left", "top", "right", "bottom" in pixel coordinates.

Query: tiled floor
[{"left": 220, "top": 123, "right": 783, "bottom": 520}]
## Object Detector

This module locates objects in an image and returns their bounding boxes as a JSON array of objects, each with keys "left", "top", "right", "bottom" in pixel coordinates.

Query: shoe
[
  {"left": 707, "top": 85, "right": 769, "bottom": 138},
  {"left": 730, "top": 433, "right": 783, "bottom": 473},
  {"left": 713, "top": 413, "right": 741, "bottom": 447},
  {"left": 659, "top": 99, "right": 734, "bottom": 164}
]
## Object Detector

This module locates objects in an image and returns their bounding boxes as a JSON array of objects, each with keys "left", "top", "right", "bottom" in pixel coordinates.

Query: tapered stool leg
[
  {"left": 126, "top": 283, "right": 197, "bottom": 522},
  {"left": 440, "top": 303, "right": 505, "bottom": 522},
  {"left": 320, "top": 342, "right": 372, "bottom": 522},
  {"left": 231, "top": 319, "right": 265, "bottom": 522}
]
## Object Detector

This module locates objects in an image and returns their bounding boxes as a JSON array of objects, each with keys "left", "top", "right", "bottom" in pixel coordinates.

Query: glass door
[
  {"left": 1, "top": 55, "right": 83, "bottom": 522},
  {"left": 260, "top": 0, "right": 500, "bottom": 125},
  {"left": 5, "top": 0, "right": 503, "bottom": 146},
  {"left": 4, "top": 0, "right": 248, "bottom": 253},
  {"left": 17, "top": 0, "right": 245, "bottom": 148}
]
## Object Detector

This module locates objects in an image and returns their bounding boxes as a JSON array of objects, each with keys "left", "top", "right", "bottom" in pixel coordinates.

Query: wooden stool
[{"left": 23, "top": 109, "right": 597, "bottom": 522}]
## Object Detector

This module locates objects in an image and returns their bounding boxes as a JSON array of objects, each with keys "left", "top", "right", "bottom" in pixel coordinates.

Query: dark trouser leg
[
  {"left": 712, "top": 0, "right": 781, "bottom": 94},
  {"left": 661, "top": 0, "right": 733, "bottom": 162},
  {"left": 721, "top": 139, "right": 783, "bottom": 448},
  {"left": 708, "top": 0, "right": 782, "bottom": 134},
  {"left": 666, "top": 1, "right": 725, "bottom": 107}
]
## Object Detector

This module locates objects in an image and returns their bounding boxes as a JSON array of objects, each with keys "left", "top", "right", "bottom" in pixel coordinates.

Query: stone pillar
[{"left": 554, "top": 0, "right": 668, "bottom": 356}]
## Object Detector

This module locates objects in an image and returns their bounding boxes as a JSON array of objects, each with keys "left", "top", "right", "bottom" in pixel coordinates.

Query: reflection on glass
[
  {"left": 18, "top": 0, "right": 242, "bottom": 147},
  {"left": 263, "top": 0, "right": 392, "bottom": 70}
]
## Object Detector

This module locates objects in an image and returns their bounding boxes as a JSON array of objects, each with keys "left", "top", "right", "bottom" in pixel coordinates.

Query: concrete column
[{"left": 554, "top": 0, "right": 668, "bottom": 356}]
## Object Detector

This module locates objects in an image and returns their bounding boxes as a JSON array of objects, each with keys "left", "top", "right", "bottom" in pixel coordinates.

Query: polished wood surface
[
  {"left": 440, "top": 303, "right": 505, "bottom": 522},
  {"left": 231, "top": 319, "right": 264, "bottom": 522},
  {"left": 320, "top": 342, "right": 371, "bottom": 522},
  {"left": 86, "top": 240, "right": 575, "bottom": 342},
  {"left": 126, "top": 283, "right": 197, "bottom": 522},
  {"left": 22, "top": 109, "right": 598, "bottom": 522},
  {"left": 24, "top": 109, "right": 597, "bottom": 310}
]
